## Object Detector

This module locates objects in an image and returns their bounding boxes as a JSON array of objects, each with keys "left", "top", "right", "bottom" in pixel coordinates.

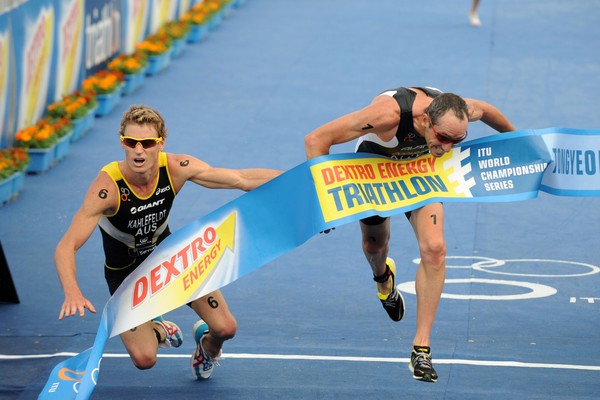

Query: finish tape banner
[{"left": 38, "top": 128, "right": 600, "bottom": 399}]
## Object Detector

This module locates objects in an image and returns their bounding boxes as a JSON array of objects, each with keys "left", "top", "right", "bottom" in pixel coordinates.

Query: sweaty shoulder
[
  {"left": 88, "top": 170, "right": 120, "bottom": 215},
  {"left": 463, "top": 98, "right": 484, "bottom": 121},
  {"left": 371, "top": 94, "right": 401, "bottom": 118},
  {"left": 355, "top": 95, "right": 401, "bottom": 140},
  {"left": 166, "top": 152, "right": 192, "bottom": 178},
  {"left": 167, "top": 152, "right": 189, "bottom": 168},
  {"left": 166, "top": 153, "right": 207, "bottom": 188}
]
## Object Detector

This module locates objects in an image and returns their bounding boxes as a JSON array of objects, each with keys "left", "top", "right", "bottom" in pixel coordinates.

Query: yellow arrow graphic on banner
[{"left": 143, "top": 211, "right": 237, "bottom": 310}]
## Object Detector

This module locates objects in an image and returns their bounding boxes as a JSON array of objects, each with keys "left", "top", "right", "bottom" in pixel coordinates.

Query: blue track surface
[{"left": 1, "top": 1, "right": 600, "bottom": 399}]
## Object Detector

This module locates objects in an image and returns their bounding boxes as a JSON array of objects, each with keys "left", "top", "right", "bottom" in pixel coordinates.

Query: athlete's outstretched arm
[
  {"left": 55, "top": 173, "right": 116, "bottom": 319},
  {"left": 168, "top": 153, "right": 281, "bottom": 192},
  {"left": 304, "top": 96, "right": 401, "bottom": 159},
  {"left": 465, "top": 98, "right": 515, "bottom": 132}
]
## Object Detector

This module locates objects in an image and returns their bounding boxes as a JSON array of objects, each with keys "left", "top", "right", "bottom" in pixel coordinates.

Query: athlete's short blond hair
[{"left": 119, "top": 105, "right": 168, "bottom": 139}]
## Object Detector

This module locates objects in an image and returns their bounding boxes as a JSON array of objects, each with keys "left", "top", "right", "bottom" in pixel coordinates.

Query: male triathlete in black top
[
  {"left": 356, "top": 87, "right": 442, "bottom": 160},
  {"left": 55, "top": 105, "right": 280, "bottom": 380},
  {"left": 305, "top": 86, "right": 514, "bottom": 382},
  {"left": 99, "top": 151, "right": 175, "bottom": 294}
]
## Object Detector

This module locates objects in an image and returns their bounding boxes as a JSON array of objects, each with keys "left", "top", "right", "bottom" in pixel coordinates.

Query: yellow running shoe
[{"left": 374, "top": 258, "right": 405, "bottom": 321}]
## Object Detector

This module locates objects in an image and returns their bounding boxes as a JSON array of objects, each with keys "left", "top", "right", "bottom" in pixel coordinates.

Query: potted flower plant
[
  {"left": 206, "top": 0, "right": 225, "bottom": 30},
  {"left": 181, "top": 2, "right": 212, "bottom": 43},
  {"left": 14, "top": 119, "right": 60, "bottom": 149},
  {"left": 108, "top": 52, "right": 149, "bottom": 95},
  {"left": 136, "top": 32, "right": 173, "bottom": 76},
  {"left": 161, "top": 20, "right": 191, "bottom": 58},
  {"left": 82, "top": 70, "right": 124, "bottom": 117},
  {"left": 0, "top": 147, "right": 30, "bottom": 204},
  {"left": 46, "top": 92, "right": 98, "bottom": 142},
  {"left": 14, "top": 118, "right": 62, "bottom": 173},
  {"left": 49, "top": 117, "right": 73, "bottom": 162}
]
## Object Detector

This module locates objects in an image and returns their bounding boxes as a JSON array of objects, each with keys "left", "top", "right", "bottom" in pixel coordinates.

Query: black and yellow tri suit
[{"left": 98, "top": 152, "right": 176, "bottom": 294}]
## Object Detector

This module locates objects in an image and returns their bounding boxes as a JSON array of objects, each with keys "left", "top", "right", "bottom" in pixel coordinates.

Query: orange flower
[
  {"left": 34, "top": 125, "right": 53, "bottom": 141},
  {"left": 162, "top": 21, "right": 191, "bottom": 39},
  {"left": 14, "top": 119, "right": 63, "bottom": 149},
  {"left": 82, "top": 70, "right": 123, "bottom": 95},
  {"left": 135, "top": 31, "right": 174, "bottom": 56},
  {"left": 47, "top": 92, "right": 98, "bottom": 120},
  {"left": 0, "top": 147, "right": 30, "bottom": 179},
  {"left": 136, "top": 40, "right": 170, "bottom": 56},
  {"left": 183, "top": 2, "right": 213, "bottom": 25},
  {"left": 108, "top": 53, "right": 148, "bottom": 75}
]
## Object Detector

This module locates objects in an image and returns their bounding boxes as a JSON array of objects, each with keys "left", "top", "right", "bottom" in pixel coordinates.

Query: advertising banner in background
[
  {"left": 11, "top": 0, "right": 55, "bottom": 130},
  {"left": 54, "top": 0, "right": 85, "bottom": 101},
  {"left": 83, "top": 0, "right": 122, "bottom": 75},
  {"left": 122, "top": 0, "right": 149, "bottom": 54},
  {"left": 149, "top": 0, "right": 178, "bottom": 34},
  {"left": 0, "top": 0, "right": 188, "bottom": 148},
  {"left": 0, "top": 13, "right": 12, "bottom": 147}
]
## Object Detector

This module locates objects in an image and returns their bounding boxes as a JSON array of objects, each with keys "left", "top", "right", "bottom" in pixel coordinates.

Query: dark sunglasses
[
  {"left": 426, "top": 112, "right": 468, "bottom": 145},
  {"left": 120, "top": 136, "right": 163, "bottom": 149},
  {"left": 431, "top": 124, "right": 468, "bottom": 145}
]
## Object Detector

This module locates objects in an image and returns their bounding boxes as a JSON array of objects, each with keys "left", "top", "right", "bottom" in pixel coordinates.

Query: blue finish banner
[{"left": 38, "top": 128, "right": 600, "bottom": 399}]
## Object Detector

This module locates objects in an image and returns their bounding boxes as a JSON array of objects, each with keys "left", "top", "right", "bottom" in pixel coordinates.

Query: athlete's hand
[
  {"left": 59, "top": 292, "right": 97, "bottom": 319},
  {"left": 320, "top": 227, "right": 335, "bottom": 234}
]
